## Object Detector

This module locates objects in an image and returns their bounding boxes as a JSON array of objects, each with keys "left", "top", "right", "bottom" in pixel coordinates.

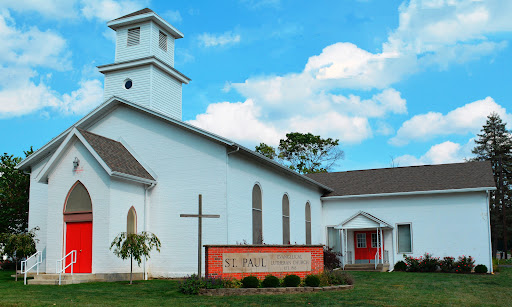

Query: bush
[
  {"left": 283, "top": 274, "right": 301, "bottom": 287},
  {"left": 178, "top": 274, "right": 206, "bottom": 295},
  {"left": 241, "top": 276, "right": 259, "bottom": 288},
  {"left": 304, "top": 274, "right": 320, "bottom": 287},
  {"left": 0, "top": 260, "right": 16, "bottom": 271},
  {"left": 262, "top": 275, "right": 280, "bottom": 288},
  {"left": 419, "top": 253, "right": 439, "bottom": 272},
  {"left": 393, "top": 260, "right": 407, "bottom": 272},
  {"left": 403, "top": 255, "right": 421, "bottom": 272},
  {"left": 321, "top": 270, "right": 354, "bottom": 285},
  {"left": 474, "top": 264, "right": 488, "bottom": 274},
  {"left": 323, "top": 247, "right": 341, "bottom": 270},
  {"left": 440, "top": 257, "right": 456, "bottom": 273},
  {"left": 455, "top": 255, "right": 474, "bottom": 273},
  {"left": 178, "top": 275, "right": 229, "bottom": 294}
]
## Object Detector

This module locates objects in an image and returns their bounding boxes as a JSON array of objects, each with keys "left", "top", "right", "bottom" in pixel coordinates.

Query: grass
[{"left": 0, "top": 268, "right": 510, "bottom": 306}]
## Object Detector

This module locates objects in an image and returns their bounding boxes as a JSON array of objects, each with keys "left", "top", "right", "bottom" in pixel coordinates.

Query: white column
[{"left": 380, "top": 227, "right": 384, "bottom": 265}]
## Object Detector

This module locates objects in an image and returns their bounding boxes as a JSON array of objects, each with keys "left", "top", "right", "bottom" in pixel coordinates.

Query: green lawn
[{"left": 0, "top": 268, "right": 510, "bottom": 306}]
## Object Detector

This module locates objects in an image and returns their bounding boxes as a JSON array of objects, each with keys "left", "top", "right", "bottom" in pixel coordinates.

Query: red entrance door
[
  {"left": 65, "top": 222, "right": 92, "bottom": 273},
  {"left": 354, "top": 231, "right": 383, "bottom": 264}
]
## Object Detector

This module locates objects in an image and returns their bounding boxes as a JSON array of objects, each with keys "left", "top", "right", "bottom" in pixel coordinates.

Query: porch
[{"left": 327, "top": 211, "right": 394, "bottom": 271}]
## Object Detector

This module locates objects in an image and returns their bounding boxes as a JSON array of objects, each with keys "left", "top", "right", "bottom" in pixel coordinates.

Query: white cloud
[
  {"left": 0, "top": 0, "right": 79, "bottom": 19},
  {"left": 187, "top": 100, "right": 282, "bottom": 146},
  {"left": 198, "top": 31, "right": 241, "bottom": 47},
  {"left": 0, "top": 12, "right": 71, "bottom": 71},
  {"left": 80, "top": 0, "right": 148, "bottom": 22},
  {"left": 0, "top": 11, "right": 103, "bottom": 118},
  {"left": 240, "top": 0, "right": 282, "bottom": 9},
  {"left": 395, "top": 139, "right": 475, "bottom": 166},
  {"left": 390, "top": 97, "right": 510, "bottom": 146},
  {"left": 163, "top": 10, "right": 182, "bottom": 24}
]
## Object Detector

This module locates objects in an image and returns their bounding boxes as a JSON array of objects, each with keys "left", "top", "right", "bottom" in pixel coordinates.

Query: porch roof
[{"left": 336, "top": 211, "right": 393, "bottom": 229}]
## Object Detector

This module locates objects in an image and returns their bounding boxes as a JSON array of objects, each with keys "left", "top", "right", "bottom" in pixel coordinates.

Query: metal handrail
[
  {"left": 375, "top": 250, "right": 380, "bottom": 269},
  {"left": 21, "top": 251, "right": 42, "bottom": 285},
  {"left": 56, "top": 250, "right": 76, "bottom": 285}
]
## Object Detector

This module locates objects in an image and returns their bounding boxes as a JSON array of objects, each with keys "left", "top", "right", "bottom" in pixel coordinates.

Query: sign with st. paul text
[{"left": 222, "top": 252, "right": 312, "bottom": 273}]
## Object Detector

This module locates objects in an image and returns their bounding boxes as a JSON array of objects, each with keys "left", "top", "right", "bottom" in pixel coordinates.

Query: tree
[
  {"left": 110, "top": 231, "right": 161, "bottom": 284},
  {"left": 0, "top": 147, "right": 34, "bottom": 234},
  {"left": 1, "top": 227, "right": 39, "bottom": 281},
  {"left": 255, "top": 132, "right": 344, "bottom": 174},
  {"left": 471, "top": 113, "right": 512, "bottom": 258}
]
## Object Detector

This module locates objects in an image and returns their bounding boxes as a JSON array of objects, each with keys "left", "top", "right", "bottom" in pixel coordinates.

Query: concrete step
[
  {"left": 27, "top": 272, "right": 144, "bottom": 285},
  {"left": 344, "top": 264, "right": 390, "bottom": 272}
]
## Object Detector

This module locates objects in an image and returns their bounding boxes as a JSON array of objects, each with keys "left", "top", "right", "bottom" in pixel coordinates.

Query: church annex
[{"left": 17, "top": 8, "right": 496, "bottom": 278}]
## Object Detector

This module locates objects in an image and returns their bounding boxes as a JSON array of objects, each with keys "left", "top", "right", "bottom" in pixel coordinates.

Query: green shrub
[
  {"left": 323, "top": 247, "right": 342, "bottom": 270},
  {"left": 393, "top": 261, "right": 407, "bottom": 271},
  {"left": 440, "top": 257, "right": 456, "bottom": 273},
  {"left": 178, "top": 274, "right": 206, "bottom": 295},
  {"left": 241, "top": 276, "right": 259, "bottom": 288},
  {"left": 419, "top": 253, "right": 439, "bottom": 272},
  {"left": 322, "top": 270, "right": 354, "bottom": 285},
  {"left": 474, "top": 264, "right": 488, "bottom": 274},
  {"left": 455, "top": 255, "right": 474, "bottom": 273},
  {"left": 304, "top": 274, "right": 320, "bottom": 287},
  {"left": 403, "top": 255, "right": 421, "bottom": 272},
  {"left": 262, "top": 275, "right": 280, "bottom": 288},
  {"left": 283, "top": 274, "right": 301, "bottom": 287}
]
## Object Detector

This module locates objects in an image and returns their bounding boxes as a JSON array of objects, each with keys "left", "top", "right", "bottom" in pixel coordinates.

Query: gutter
[{"left": 321, "top": 187, "right": 497, "bottom": 200}]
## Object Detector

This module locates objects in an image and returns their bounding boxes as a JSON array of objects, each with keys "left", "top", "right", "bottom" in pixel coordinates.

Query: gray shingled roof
[
  {"left": 112, "top": 8, "right": 154, "bottom": 21},
  {"left": 78, "top": 129, "right": 154, "bottom": 181},
  {"left": 306, "top": 161, "right": 495, "bottom": 197}
]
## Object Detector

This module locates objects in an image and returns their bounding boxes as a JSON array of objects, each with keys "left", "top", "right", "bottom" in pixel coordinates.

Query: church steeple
[{"left": 98, "top": 8, "right": 190, "bottom": 120}]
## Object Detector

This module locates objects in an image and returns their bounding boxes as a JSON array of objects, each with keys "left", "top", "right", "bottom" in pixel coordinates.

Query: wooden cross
[{"left": 180, "top": 194, "right": 220, "bottom": 276}]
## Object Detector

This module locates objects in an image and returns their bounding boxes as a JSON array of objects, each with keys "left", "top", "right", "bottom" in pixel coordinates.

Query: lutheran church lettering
[{"left": 17, "top": 8, "right": 496, "bottom": 280}]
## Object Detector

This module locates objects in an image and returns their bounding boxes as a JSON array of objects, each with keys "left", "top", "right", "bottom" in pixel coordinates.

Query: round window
[{"left": 124, "top": 79, "right": 133, "bottom": 89}]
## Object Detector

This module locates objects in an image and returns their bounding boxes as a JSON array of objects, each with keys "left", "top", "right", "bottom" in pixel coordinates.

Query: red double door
[
  {"left": 354, "top": 231, "right": 383, "bottom": 264},
  {"left": 65, "top": 222, "right": 92, "bottom": 273}
]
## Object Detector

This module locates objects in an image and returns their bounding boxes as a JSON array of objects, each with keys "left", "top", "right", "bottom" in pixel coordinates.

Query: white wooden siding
[
  {"left": 115, "top": 23, "right": 151, "bottom": 63},
  {"left": 150, "top": 65, "right": 182, "bottom": 119},
  {"left": 27, "top": 155, "right": 51, "bottom": 272},
  {"left": 103, "top": 66, "right": 151, "bottom": 106},
  {"left": 344, "top": 215, "right": 380, "bottom": 229},
  {"left": 150, "top": 22, "right": 174, "bottom": 67}
]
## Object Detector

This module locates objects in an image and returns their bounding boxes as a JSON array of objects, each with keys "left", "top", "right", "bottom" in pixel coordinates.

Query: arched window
[
  {"left": 252, "top": 184, "right": 263, "bottom": 244},
  {"left": 127, "top": 207, "right": 137, "bottom": 234},
  {"left": 305, "top": 202, "right": 311, "bottom": 245},
  {"left": 63, "top": 181, "right": 93, "bottom": 222},
  {"left": 282, "top": 194, "right": 290, "bottom": 244},
  {"left": 65, "top": 181, "right": 92, "bottom": 213}
]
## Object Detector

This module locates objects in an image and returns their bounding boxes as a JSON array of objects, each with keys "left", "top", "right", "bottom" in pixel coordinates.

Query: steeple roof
[{"left": 112, "top": 8, "right": 154, "bottom": 21}]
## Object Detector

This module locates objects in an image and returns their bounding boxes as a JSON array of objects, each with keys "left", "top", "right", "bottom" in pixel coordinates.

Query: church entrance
[
  {"left": 354, "top": 230, "right": 383, "bottom": 264},
  {"left": 63, "top": 181, "right": 93, "bottom": 273},
  {"left": 65, "top": 222, "right": 92, "bottom": 273}
]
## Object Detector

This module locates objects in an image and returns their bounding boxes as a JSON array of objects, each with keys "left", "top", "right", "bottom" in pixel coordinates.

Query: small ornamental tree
[
  {"left": 1, "top": 227, "right": 39, "bottom": 281},
  {"left": 110, "top": 231, "right": 161, "bottom": 284}
]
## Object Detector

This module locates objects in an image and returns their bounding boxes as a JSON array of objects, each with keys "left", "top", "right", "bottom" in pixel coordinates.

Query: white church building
[{"left": 17, "top": 9, "right": 496, "bottom": 278}]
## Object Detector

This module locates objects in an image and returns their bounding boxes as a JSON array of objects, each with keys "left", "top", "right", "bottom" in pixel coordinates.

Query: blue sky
[{"left": 0, "top": 0, "right": 511, "bottom": 171}]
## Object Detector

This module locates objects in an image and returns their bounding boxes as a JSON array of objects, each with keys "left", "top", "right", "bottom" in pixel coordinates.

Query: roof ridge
[
  {"left": 311, "top": 160, "right": 488, "bottom": 175},
  {"left": 112, "top": 8, "right": 154, "bottom": 21}
]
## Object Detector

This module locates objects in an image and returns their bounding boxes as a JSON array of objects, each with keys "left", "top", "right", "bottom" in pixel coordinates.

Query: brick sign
[{"left": 205, "top": 245, "right": 324, "bottom": 279}]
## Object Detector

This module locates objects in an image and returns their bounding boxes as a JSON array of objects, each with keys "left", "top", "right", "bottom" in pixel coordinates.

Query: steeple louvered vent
[
  {"left": 159, "top": 31, "right": 167, "bottom": 51},
  {"left": 127, "top": 27, "right": 140, "bottom": 46}
]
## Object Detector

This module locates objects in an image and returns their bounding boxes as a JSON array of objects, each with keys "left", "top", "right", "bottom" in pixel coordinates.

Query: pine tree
[{"left": 472, "top": 113, "right": 512, "bottom": 258}]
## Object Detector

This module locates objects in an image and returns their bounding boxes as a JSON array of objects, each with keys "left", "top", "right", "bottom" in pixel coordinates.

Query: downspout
[
  {"left": 486, "top": 190, "right": 493, "bottom": 273},
  {"left": 143, "top": 183, "right": 156, "bottom": 280},
  {"left": 225, "top": 146, "right": 240, "bottom": 243}
]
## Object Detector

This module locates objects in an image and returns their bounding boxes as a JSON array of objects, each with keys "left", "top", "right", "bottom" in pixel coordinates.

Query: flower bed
[
  {"left": 394, "top": 253, "right": 488, "bottom": 273},
  {"left": 179, "top": 271, "right": 354, "bottom": 295}
]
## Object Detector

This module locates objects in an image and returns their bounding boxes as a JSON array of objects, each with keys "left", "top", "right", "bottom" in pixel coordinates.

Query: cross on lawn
[{"left": 180, "top": 194, "right": 220, "bottom": 276}]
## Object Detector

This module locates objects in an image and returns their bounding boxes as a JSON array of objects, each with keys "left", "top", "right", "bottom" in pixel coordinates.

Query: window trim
[
  {"left": 159, "top": 30, "right": 167, "bottom": 51},
  {"left": 396, "top": 223, "right": 413, "bottom": 254},
  {"left": 356, "top": 233, "right": 367, "bottom": 248},
  {"left": 305, "top": 201, "right": 312, "bottom": 245},
  {"left": 252, "top": 183, "right": 263, "bottom": 244},
  {"left": 282, "top": 193, "right": 290, "bottom": 244},
  {"left": 127, "top": 27, "right": 141, "bottom": 47}
]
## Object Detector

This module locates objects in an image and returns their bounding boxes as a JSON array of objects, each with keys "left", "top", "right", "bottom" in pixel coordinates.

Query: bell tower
[{"left": 98, "top": 8, "right": 190, "bottom": 120}]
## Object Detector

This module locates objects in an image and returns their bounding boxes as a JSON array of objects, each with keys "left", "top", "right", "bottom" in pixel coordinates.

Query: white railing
[
  {"left": 384, "top": 250, "right": 389, "bottom": 264},
  {"left": 56, "top": 250, "right": 76, "bottom": 285},
  {"left": 375, "top": 250, "right": 380, "bottom": 269},
  {"left": 21, "top": 251, "right": 42, "bottom": 285}
]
